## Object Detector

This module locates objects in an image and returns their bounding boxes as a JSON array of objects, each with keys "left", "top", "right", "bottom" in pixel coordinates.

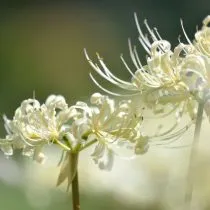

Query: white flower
[
  {"left": 0, "top": 95, "right": 77, "bottom": 162},
  {"left": 190, "top": 16, "right": 210, "bottom": 120},
  {"left": 84, "top": 15, "right": 210, "bottom": 156},
  {"left": 84, "top": 14, "right": 185, "bottom": 97},
  {"left": 58, "top": 93, "right": 146, "bottom": 170},
  {"left": 194, "top": 16, "right": 210, "bottom": 58},
  {"left": 85, "top": 14, "right": 210, "bottom": 122},
  {"left": 70, "top": 93, "right": 146, "bottom": 170},
  {"left": 56, "top": 93, "right": 146, "bottom": 189}
]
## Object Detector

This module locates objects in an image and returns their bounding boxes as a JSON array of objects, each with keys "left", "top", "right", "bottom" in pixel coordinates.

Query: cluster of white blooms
[
  {"left": 1, "top": 14, "right": 210, "bottom": 190},
  {"left": 0, "top": 92, "right": 147, "bottom": 173},
  {"left": 86, "top": 15, "right": 210, "bottom": 121},
  {"left": 0, "top": 95, "right": 77, "bottom": 163},
  {"left": 0, "top": 92, "right": 149, "bottom": 188}
]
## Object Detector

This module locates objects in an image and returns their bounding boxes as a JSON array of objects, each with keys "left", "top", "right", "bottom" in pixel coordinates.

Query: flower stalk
[
  {"left": 71, "top": 153, "right": 80, "bottom": 210},
  {"left": 185, "top": 101, "right": 204, "bottom": 208}
]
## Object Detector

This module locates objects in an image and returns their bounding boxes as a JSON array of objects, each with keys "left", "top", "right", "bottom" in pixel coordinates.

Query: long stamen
[
  {"left": 180, "top": 19, "right": 194, "bottom": 46},
  {"left": 89, "top": 73, "right": 132, "bottom": 97},
  {"left": 144, "top": 19, "right": 158, "bottom": 42},
  {"left": 134, "top": 13, "right": 152, "bottom": 51}
]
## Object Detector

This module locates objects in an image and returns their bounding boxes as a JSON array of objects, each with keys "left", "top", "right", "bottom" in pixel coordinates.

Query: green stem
[
  {"left": 80, "top": 139, "right": 97, "bottom": 151},
  {"left": 185, "top": 102, "right": 204, "bottom": 208},
  {"left": 71, "top": 153, "right": 80, "bottom": 210},
  {"left": 56, "top": 140, "right": 71, "bottom": 151}
]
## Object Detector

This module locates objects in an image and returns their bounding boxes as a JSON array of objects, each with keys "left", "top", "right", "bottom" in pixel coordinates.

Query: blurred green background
[{"left": 0, "top": 0, "right": 210, "bottom": 209}]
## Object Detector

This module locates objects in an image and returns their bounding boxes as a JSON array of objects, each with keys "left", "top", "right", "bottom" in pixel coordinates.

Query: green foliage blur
[{"left": 0, "top": 0, "right": 210, "bottom": 209}]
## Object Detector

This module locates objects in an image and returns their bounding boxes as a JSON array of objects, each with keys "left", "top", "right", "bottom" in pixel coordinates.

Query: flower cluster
[
  {"left": 0, "top": 93, "right": 147, "bottom": 188},
  {"left": 0, "top": 15, "right": 210, "bottom": 191},
  {"left": 86, "top": 14, "right": 210, "bottom": 121},
  {"left": 0, "top": 95, "right": 77, "bottom": 163}
]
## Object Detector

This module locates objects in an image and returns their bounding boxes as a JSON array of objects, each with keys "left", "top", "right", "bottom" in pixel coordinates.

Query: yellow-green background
[{"left": 0, "top": 1, "right": 210, "bottom": 209}]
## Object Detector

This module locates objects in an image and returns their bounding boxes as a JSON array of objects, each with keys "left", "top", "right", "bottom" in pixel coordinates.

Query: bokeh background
[{"left": 0, "top": 0, "right": 210, "bottom": 209}]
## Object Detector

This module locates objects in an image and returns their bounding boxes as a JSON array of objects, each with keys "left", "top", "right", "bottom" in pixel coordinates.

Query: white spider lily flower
[
  {"left": 86, "top": 93, "right": 193, "bottom": 159},
  {"left": 89, "top": 93, "right": 148, "bottom": 168},
  {"left": 65, "top": 93, "right": 146, "bottom": 170},
  {"left": 84, "top": 13, "right": 178, "bottom": 96},
  {"left": 194, "top": 16, "right": 210, "bottom": 58},
  {"left": 85, "top": 14, "right": 210, "bottom": 122},
  {"left": 193, "top": 16, "right": 210, "bottom": 89},
  {"left": 0, "top": 95, "right": 78, "bottom": 161},
  {"left": 192, "top": 16, "right": 210, "bottom": 120},
  {"left": 131, "top": 41, "right": 189, "bottom": 101},
  {"left": 142, "top": 46, "right": 210, "bottom": 122},
  {"left": 85, "top": 16, "right": 210, "bottom": 159},
  {"left": 86, "top": 39, "right": 198, "bottom": 120},
  {"left": 84, "top": 15, "right": 188, "bottom": 99},
  {"left": 56, "top": 93, "right": 146, "bottom": 188}
]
